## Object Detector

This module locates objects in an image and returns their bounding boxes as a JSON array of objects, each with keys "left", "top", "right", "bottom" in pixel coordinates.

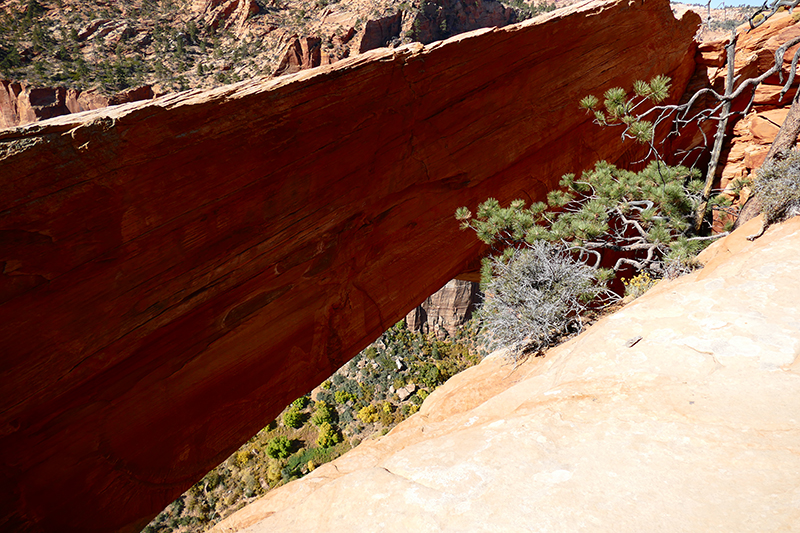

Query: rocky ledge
[{"left": 213, "top": 215, "right": 800, "bottom": 533}]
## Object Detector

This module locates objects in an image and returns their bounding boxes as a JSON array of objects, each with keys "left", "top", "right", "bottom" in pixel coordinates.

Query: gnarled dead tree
[{"left": 584, "top": 1, "right": 800, "bottom": 234}]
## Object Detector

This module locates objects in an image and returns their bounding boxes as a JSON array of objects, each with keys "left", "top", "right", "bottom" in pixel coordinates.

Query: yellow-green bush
[
  {"left": 622, "top": 272, "right": 657, "bottom": 300},
  {"left": 357, "top": 404, "right": 378, "bottom": 424}
]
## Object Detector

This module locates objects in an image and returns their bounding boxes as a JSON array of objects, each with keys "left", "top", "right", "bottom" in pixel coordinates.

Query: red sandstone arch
[{"left": 0, "top": 1, "right": 698, "bottom": 530}]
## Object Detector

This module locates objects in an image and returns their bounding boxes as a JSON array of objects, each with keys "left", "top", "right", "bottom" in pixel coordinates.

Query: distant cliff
[
  {"left": 0, "top": 0, "right": 524, "bottom": 115},
  {"left": 0, "top": 80, "right": 154, "bottom": 129},
  {"left": 406, "top": 279, "right": 479, "bottom": 338}
]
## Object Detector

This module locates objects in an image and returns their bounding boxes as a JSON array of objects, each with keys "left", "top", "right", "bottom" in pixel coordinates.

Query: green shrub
[
  {"left": 315, "top": 389, "right": 333, "bottom": 404},
  {"left": 266, "top": 459, "right": 282, "bottom": 485},
  {"left": 235, "top": 449, "right": 250, "bottom": 467},
  {"left": 359, "top": 382, "right": 374, "bottom": 403},
  {"left": 334, "top": 390, "right": 355, "bottom": 404},
  {"left": 357, "top": 404, "right": 378, "bottom": 424},
  {"left": 266, "top": 436, "right": 292, "bottom": 459},
  {"left": 203, "top": 470, "right": 221, "bottom": 490},
  {"left": 291, "top": 395, "right": 309, "bottom": 409},
  {"left": 310, "top": 401, "right": 336, "bottom": 426},
  {"left": 316, "top": 422, "right": 341, "bottom": 448},
  {"left": 283, "top": 406, "right": 304, "bottom": 428}
]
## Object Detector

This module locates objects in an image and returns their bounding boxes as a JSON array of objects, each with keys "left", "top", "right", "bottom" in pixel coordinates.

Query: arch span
[{"left": 0, "top": 1, "right": 698, "bottom": 530}]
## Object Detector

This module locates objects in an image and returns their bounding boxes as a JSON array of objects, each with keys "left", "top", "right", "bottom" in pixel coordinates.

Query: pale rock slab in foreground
[{"left": 215, "top": 217, "right": 800, "bottom": 532}]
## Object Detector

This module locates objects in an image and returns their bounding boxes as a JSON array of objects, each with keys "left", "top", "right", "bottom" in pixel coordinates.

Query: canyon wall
[
  {"left": 0, "top": 81, "right": 155, "bottom": 129},
  {"left": 405, "top": 279, "right": 480, "bottom": 338},
  {"left": 0, "top": 1, "right": 698, "bottom": 531},
  {"left": 707, "top": 12, "right": 800, "bottom": 197}
]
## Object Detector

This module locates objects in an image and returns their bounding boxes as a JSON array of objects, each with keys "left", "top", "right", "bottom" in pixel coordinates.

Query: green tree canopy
[{"left": 265, "top": 436, "right": 292, "bottom": 459}]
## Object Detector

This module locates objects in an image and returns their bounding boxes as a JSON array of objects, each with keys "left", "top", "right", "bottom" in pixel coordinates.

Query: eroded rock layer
[
  {"left": 0, "top": 1, "right": 698, "bottom": 531},
  {"left": 213, "top": 217, "right": 800, "bottom": 533}
]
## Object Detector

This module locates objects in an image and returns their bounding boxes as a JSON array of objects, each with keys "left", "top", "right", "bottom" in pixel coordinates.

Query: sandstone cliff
[
  {"left": 212, "top": 216, "right": 800, "bottom": 532},
  {"left": 713, "top": 12, "right": 800, "bottom": 196},
  {"left": 405, "top": 279, "right": 479, "bottom": 338},
  {"left": 0, "top": 1, "right": 698, "bottom": 531},
  {"left": 0, "top": 80, "right": 155, "bottom": 129}
]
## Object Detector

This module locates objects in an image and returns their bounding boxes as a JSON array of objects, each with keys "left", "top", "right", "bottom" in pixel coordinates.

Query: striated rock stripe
[
  {"left": 0, "top": 1, "right": 698, "bottom": 531},
  {"left": 405, "top": 279, "right": 479, "bottom": 338}
]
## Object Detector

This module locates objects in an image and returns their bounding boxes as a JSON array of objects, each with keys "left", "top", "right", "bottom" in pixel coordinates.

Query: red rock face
[
  {"left": 671, "top": 11, "right": 800, "bottom": 231},
  {"left": 358, "top": 12, "right": 404, "bottom": 53},
  {"left": 197, "top": 0, "right": 260, "bottom": 31},
  {"left": 0, "top": 80, "right": 155, "bottom": 129},
  {"left": 275, "top": 36, "right": 326, "bottom": 76},
  {"left": 406, "top": 0, "right": 518, "bottom": 44},
  {"left": 715, "top": 13, "right": 800, "bottom": 187},
  {"left": 0, "top": 1, "right": 698, "bottom": 531}
]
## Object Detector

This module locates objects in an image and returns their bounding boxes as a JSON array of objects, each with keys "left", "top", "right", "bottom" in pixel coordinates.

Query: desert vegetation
[
  {"left": 746, "top": 147, "right": 800, "bottom": 238},
  {"left": 477, "top": 241, "right": 602, "bottom": 357},
  {"left": 454, "top": 72, "right": 737, "bottom": 358},
  {"left": 0, "top": 0, "right": 552, "bottom": 96},
  {"left": 456, "top": 156, "right": 721, "bottom": 359},
  {"left": 457, "top": 0, "right": 800, "bottom": 356}
]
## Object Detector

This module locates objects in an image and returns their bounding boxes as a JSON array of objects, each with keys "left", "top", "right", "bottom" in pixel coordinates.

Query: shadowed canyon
[{"left": 9, "top": 0, "right": 778, "bottom": 530}]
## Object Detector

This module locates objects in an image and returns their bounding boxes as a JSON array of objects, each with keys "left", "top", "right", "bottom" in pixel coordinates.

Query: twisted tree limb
[{"left": 695, "top": 28, "right": 737, "bottom": 232}]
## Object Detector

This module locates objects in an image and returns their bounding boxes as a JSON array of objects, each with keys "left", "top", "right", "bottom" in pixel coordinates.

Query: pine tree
[{"left": 457, "top": 159, "right": 719, "bottom": 282}]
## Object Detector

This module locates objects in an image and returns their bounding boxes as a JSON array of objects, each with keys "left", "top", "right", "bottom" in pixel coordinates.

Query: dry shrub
[
  {"left": 479, "top": 241, "right": 600, "bottom": 360},
  {"left": 755, "top": 149, "right": 800, "bottom": 225}
]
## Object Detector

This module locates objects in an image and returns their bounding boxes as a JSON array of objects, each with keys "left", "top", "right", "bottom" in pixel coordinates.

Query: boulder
[
  {"left": 356, "top": 12, "right": 403, "bottom": 53},
  {"left": 396, "top": 386, "right": 413, "bottom": 401}
]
